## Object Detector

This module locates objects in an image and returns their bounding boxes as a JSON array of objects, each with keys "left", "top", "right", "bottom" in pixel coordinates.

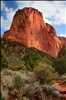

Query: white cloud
[
  {"left": 1, "top": 9, "right": 15, "bottom": 30},
  {"left": 1, "top": 16, "right": 9, "bottom": 30},
  {"left": 1, "top": 1, "right": 16, "bottom": 32},
  {"left": 1, "top": 1, "right": 5, "bottom": 10},
  {"left": 16, "top": 1, "right": 66, "bottom": 25},
  {"left": 59, "top": 33, "right": 66, "bottom": 37}
]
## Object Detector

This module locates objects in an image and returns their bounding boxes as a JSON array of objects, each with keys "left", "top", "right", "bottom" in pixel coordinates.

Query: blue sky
[{"left": 1, "top": 1, "right": 66, "bottom": 37}]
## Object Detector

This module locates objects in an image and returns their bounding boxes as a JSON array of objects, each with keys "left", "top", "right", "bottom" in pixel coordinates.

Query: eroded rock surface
[{"left": 3, "top": 7, "right": 63, "bottom": 57}]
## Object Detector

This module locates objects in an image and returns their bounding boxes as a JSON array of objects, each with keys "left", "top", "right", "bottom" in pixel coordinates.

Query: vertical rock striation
[{"left": 3, "top": 7, "right": 63, "bottom": 57}]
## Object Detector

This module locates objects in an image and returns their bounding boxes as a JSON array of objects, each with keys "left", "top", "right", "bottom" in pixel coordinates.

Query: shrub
[
  {"left": 23, "top": 52, "right": 41, "bottom": 70},
  {"left": 42, "top": 56, "right": 52, "bottom": 65},
  {"left": 9, "top": 65, "right": 19, "bottom": 71},
  {"left": 25, "top": 63, "right": 32, "bottom": 71},
  {"left": 19, "top": 64, "right": 26, "bottom": 70},
  {"left": 10, "top": 63, "right": 26, "bottom": 71},
  {"left": 13, "top": 75, "right": 23, "bottom": 90},
  {"left": 1, "top": 51, "right": 9, "bottom": 69},
  {"left": 33, "top": 62, "right": 58, "bottom": 84},
  {"left": 0, "top": 92, "right": 5, "bottom": 100},
  {"left": 53, "top": 59, "right": 66, "bottom": 75},
  {"left": 2, "top": 76, "right": 13, "bottom": 88}
]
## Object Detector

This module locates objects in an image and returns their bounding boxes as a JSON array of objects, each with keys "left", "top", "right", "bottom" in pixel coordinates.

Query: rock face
[
  {"left": 59, "top": 37, "right": 66, "bottom": 47},
  {"left": 3, "top": 7, "right": 62, "bottom": 57}
]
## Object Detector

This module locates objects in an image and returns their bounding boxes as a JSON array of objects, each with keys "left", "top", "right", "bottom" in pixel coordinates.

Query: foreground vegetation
[
  {"left": 1, "top": 38, "right": 66, "bottom": 75},
  {"left": 1, "top": 38, "right": 66, "bottom": 100},
  {"left": 1, "top": 69, "right": 66, "bottom": 100}
]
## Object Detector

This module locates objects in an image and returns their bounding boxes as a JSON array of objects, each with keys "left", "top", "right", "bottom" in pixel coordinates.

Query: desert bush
[
  {"left": 10, "top": 65, "right": 19, "bottom": 71},
  {"left": 25, "top": 63, "right": 32, "bottom": 71},
  {"left": 33, "top": 62, "right": 58, "bottom": 84},
  {"left": 1, "top": 68, "right": 12, "bottom": 76},
  {"left": 42, "top": 56, "right": 52, "bottom": 66},
  {"left": 23, "top": 52, "right": 41, "bottom": 70},
  {"left": 13, "top": 75, "right": 23, "bottom": 90},
  {"left": 19, "top": 64, "right": 26, "bottom": 70},
  {"left": 51, "top": 90, "right": 61, "bottom": 99},
  {"left": 2, "top": 76, "right": 13, "bottom": 88},
  {"left": 0, "top": 92, "right": 5, "bottom": 100}
]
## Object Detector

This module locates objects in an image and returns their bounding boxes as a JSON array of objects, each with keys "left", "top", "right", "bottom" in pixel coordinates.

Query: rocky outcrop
[
  {"left": 54, "top": 79, "right": 66, "bottom": 99},
  {"left": 3, "top": 7, "right": 62, "bottom": 57}
]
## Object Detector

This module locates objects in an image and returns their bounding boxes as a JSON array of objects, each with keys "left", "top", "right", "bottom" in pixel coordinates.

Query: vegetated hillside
[
  {"left": 1, "top": 38, "right": 54, "bottom": 69},
  {"left": 1, "top": 37, "right": 66, "bottom": 75},
  {"left": 1, "top": 38, "right": 66, "bottom": 100},
  {"left": 52, "top": 46, "right": 66, "bottom": 75}
]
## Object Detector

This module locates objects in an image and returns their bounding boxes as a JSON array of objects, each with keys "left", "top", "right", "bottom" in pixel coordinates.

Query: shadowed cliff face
[
  {"left": 59, "top": 37, "right": 66, "bottom": 47},
  {"left": 3, "top": 7, "right": 63, "bottom": 57}
]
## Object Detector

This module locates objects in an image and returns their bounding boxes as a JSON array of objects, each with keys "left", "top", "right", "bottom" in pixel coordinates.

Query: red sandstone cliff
[
  {"left": 59, "top": 37, "right": 66, "bottom": 47},
  {"left": 3, "top": 7, "right": 63, "bottom": 57}
]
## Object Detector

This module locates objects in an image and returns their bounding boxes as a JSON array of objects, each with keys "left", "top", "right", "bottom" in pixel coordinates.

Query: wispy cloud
[
  {"left": 1, "top": 1, "right": 16, "bottom": 30},
  {"left": 1, "top": 0, "right": 5, "bottom": 10}
]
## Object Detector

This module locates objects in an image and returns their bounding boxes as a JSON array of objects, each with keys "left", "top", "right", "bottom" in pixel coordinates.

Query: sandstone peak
[
  {"left": 3, "top": 7, "right": 63, "bottom": 57},
  {"left": 16, "top": 7, "right": 43, "bottom": 16}
]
